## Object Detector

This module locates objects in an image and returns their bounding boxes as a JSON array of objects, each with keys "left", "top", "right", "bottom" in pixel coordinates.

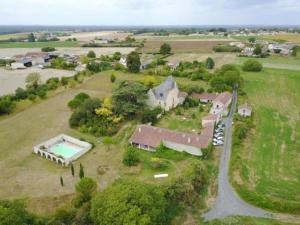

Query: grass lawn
[
  {"left": 0, "top": 41, "right": 79, "bottom": 48},
  {"left": 156, "top": 106, "right": 209, "bottom": 133},
  {"left": 236, "top": 55, "right": 300, "bottom": 71},
  {"left": 262, "top": 34, "right": 300, "bottom": 43},
  {"left": 230, "top": 68, "right": 300, "bottom": 214},
  {"left": 0, "top": 70, "right": 207, "bottom": 214}
]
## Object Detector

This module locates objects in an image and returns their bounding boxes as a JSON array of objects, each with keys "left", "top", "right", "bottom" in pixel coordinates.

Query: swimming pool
[{"left": 50, "top": 143, "right": 81, "bottom": 159}]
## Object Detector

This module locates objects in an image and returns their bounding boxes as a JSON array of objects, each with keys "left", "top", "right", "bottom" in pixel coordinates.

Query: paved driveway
[{"left": 203, "top": 89, "right": 274, "bottom": 220}]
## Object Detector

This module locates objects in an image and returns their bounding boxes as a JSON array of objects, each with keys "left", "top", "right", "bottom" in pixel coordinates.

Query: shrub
[
  {"left": 68, "top": 93, "right": 90, "bottom": 109},
  {"left": 0, "top": 96, "right": 16, "bottom": 115},
  {"left": 123, "top": 147, "right": 140, "bottom": 166},
  {"left": 28, "top": 94, "right": 36, "bottom": 101},
  {"left": 41, "top": 46, "right": 56, "bottom": 52},
  {"left": 242, "top": 59, "right": 263, "bottom": 72},
  {"left": 87, "top": 50, "right": 96, "bottom": 58},
  {"left": 160, "top": 43, "right": 171, "bottom": 55},
  {"left": 205, "top": 57, "right": 215, "bottom": 69},
  {"left": 14, "top": 88, "right": 28, "bottom": 100},
  {"left": 110, "top": 73, "right": 116, "bottom": 83},
  {"left": 37, "top": 90, "right": 47, "bottom": 99}
]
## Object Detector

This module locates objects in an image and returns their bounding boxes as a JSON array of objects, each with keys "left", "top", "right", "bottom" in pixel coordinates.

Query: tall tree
[
  {"left": 159, "top": 43, "right": 171, "bottom": 55},
  {"left": 74, "top": 177, "right": 97, "bottom": 208},
  {"left": 79, "top": 163, "right": 85, "bottom": 179},
  {"left": 70, "top": 163, "right": 75, "bottom": 177},
  {"left": 112, "top": 81, "right": 148, "bottom": 118},
  {"left": 25, "top": 73, "right": 41, "bottom": 89},
  {"left": 60, "top": 176, "right": 64, "bottom": 187},
  {"left": 27, "top": 33, "right": 35, "bottom": 42},
  {"left": 91, "top": 180, "right": 167, "bottom": 225},
  {"left": 126, "top": 51, "right": 141, "bottom": 73},
  {"left": 205, "top": 57, "right": 215, "bottom": 69}
]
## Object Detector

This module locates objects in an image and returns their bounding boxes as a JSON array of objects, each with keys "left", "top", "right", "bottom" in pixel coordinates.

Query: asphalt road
[{"left": 203, "top": 88, "right": 274, "bottom": 220}]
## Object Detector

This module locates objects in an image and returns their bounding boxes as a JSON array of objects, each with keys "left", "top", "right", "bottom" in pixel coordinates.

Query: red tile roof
[
  {"left": 201, "top": 124, "right": 214, "bottom": 139},
  {"left": 202, "top": 114, "right": 218, "bottom": 121},
  {"left": 130, "top": 125, "right": 210, "bottom": 149},
  {"left": 213, "top": 92, "right": 232, "bottom": 105},
  {"left": 191, "top": 92, "right": 218, "bottom": 101}
]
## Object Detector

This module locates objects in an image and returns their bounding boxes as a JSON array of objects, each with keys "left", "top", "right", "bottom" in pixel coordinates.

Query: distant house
[
  {"left": 140, "top": 59, "right": 152, "bottom": 70},
  {"left": 238, "top": 104, "right": 252, "bottom": 117},
  {"left": 268, "top": 43, "right": 295, "bottom": 55},
  {"left": 242, "top": 47, "right": 254, "bottom": 56},
  {"left": 11, "top": 62, "right": 26, "bottom": 70},
  {"left": 210, "top": 92, "right": 232, "bottom": 116},
  {"left": 147, "top": 76, "right": 187, "bottom": 111},
  {"left": 191, "top": 92, "right": 218, "bottom": 103},
  {"left": 167, "top": 60, "right": 180, "bottom": 70},
  {"left": 75, "top": 64, "right": 87, "bottom": 72},
  {"left": 119, "top": 57, "right": 127, "bottom": 67},
  {"left": 129, "top": 124, "right": 210, "bottom": 156}
]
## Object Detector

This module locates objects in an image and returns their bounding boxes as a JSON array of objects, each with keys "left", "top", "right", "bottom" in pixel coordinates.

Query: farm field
[
  {"left": 236, "top": 56, "right": 300, "bottom": 71},
  {"left": 142, "top": 40, "right": 231, "bottom": 53},
  {"left": 0, "top": 47, "right": 135, "bottom": 58},
  {"left": 0, "top": 41, "right": 79, "bottom": 48},
  {"left": 262, "top": 34, "right": 300, "bottom": 43},
  {"left": 0, "top": 68, "right": 75, "bottom": 95},
  {"left": 0, "top": 70, "right": 206, "bottom": 214},
  {"left": 167, "top": 53, "right": 236, "bottom": 68},
  {"left": 0, "top": 32, "right": 29, "bottom": 41},
  {"left": 59, "top": 31, "right": 132, "bottom": 42},
  {"left": 135, "top": 34, "right": 233, "bottom": 41},
  {"left": 231, "top": 68, "right": 300, "bottom": 214}
]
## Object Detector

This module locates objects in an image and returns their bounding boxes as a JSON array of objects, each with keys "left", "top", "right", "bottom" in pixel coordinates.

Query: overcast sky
[{"left": 1, "top": 0, "right": 300, "bottom": 25}]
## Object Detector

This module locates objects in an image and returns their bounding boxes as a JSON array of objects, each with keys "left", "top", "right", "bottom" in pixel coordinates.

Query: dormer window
[{"left": 160, "top": 93, "right": 163, "bottom": 97}]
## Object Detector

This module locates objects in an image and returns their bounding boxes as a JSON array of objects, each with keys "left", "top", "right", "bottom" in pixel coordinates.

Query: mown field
[
  {"left": 142, "top": 40, "right": 231, "bottom": 53},
  {"left": 262, "top": 34, "right": 300, "bottom": 43},
  {"left": 236, "top": 55, "right": 300, "bottom": 71},
  {"left": 0, "top": 70, "right": 208, "bottom": 214},
  {"left": 0, "top": 41, "right": 79, "bottom": 48},
  {"left": 231, "top": 68, "right": 300, "bottom": 214}
]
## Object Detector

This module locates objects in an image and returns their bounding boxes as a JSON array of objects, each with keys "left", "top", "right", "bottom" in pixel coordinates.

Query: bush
[
  {"left": 14, "top": 88, "right": 28, "bottom": 100},
  {"left": 160, "top": 43, "right": 171, "bottom": 55},
  {"left": 205, "top": 57, "right": 215, "bottom": 69},
  {"left": 213, "top": 44, "right": 241, "bottom": 52},
  {"left": 28, "top": 94, "right": 37, "bottom": 101},
  {"left": 242, "top": 59, "right": 263, "bottom": 72},
  {"left": 41, "top": 46, "right": 56, "bottom": 52},
  {"left": 123, "top": 147, "right": 140, "bottom": 166},
  {"left": 87, "top": 50, "right": 96, "bottom": 58},
  {"left": 0, "top": 96, "right": 16, "bottom": 115},
  {"left": 68, "top": 93, "right": 90, "bottom": 109},
  {"left": 110, "top": 73, "right": 116, "bottom": 83},
  {"left": 37, "top": 90, "right": 47, "bottom": 99}
]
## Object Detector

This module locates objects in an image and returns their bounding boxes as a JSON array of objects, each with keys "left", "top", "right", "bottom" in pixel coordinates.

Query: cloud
[{"left": 0, "top": 0, "right": 299, "bottom": 25}]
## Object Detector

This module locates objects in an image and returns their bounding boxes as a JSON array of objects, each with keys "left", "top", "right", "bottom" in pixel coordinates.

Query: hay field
[
  {"left": 59, "top": 31, "right": 132, "bottom": 42},
  {"left": 142, "top": 40, "right": 231, "bottom": 53},
  {"left": 0, "top": 68, "right": 75, "bottom": 95}
]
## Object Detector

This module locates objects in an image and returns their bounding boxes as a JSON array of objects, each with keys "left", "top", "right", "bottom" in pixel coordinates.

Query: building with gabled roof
[
  {"left": 210, "top": 92, "right": 232, "bottom": 116},
  {"left": 147, "top": 76, "right": 187, "bottom": 111},
  {"left": 129, "top": 124, "right": 210, "bottom": 156},
  {"left": 238, "top": 104, "right": 252, "bottom": 117}
]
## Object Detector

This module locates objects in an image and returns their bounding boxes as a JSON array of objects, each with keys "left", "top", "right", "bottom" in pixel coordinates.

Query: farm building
[
  {"left": 147, "top": 76, "right": 187, "bottom": 111},
  {"left": 129, "top": 124, "right": 211, "bottom": 156},
  {"left": 238, "top": 104, "right": 252, "bottom": 117},
  {"left": 210, "top": 92, "right": 232, "bottom": 116},
  {"left": 167, "top": 60, "right": 180, "bottom": 70},
  {"left": 191, "top": 92, "right": 218, "bottom": 103}
]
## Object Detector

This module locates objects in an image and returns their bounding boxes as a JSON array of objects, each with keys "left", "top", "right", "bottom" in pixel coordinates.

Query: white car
[{"left": 216, "top": 136, "right": 224, "bottom": 140}]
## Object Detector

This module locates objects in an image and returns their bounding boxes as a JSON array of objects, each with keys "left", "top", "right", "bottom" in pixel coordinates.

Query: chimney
[
  {"left": 188, "top": 137, "right": 191, "bottom": 143},
  {"left": 138, "top": 127, "right": 141, "bottom": 133}
]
